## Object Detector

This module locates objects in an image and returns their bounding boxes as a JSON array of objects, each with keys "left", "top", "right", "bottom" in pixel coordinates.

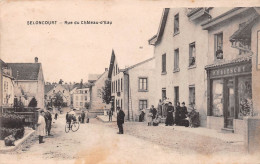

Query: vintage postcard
[{"left": 0, "top": 0, "right": 260, "bottom": 163}]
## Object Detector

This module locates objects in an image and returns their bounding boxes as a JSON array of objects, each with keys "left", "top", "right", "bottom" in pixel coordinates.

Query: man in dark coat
[
  {"left": 117, "top": 107, "right": 125, "bottom": 134},
  {"left": 81, "top": 111, "right": 85, "bottom": 123},
  {"left": 175, "top": 102, "right": 181, "bottom": 125},
  {"left": 151, "top": 105, "right": 157, "bottom": 120},
  {"left": 44, "top": 110, "right": 52, "bottom": 136},
  {"left": 165, "top": 102, "right": 174, "bottom": 126}
]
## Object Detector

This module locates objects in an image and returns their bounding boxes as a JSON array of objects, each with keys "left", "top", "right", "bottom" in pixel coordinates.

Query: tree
[
  {"left": 102, "top": 79, "right": 111, "bottom": 104},
  {"left": 53, "top": 92, "right": 64, "bottom": 107},
  {"left": 59, "top": 79, "right": 64, "bottom": 84}
]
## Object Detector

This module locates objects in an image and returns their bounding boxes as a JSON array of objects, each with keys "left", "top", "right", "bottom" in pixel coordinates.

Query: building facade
[
  {"left": 202, "top": 7, "right": 260, "bottom": 134},
  {"left": 72, "top": 87, "right": 91, "bottom": 109},
  {"left": 108, "top": 50, "right": 156, "bottom": 121},
  {"left": 7, "top": 57, "right": 45, "bottom": 109},
  {"left": 149, "top": 8, "right": 210, "bottom": 126},
  {"left": 0, "top": 60, "right": 15, "bottom": 110},
  {"left": 90, "top": 69, "right": 111, "bottom": 110},
  {"left": 149, "top": 7, "right": 260, "bottom": 134},
  {"left": 45, "top": 84, "right": 71, "bottom": 107}
]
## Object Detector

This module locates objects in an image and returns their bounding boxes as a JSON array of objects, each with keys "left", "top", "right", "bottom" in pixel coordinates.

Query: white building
[
  {"left": 72, "top": 87, "right": 91, "bottom": 110},
  {"left": 45, "top": 84, "right": 71, "bottom": 107},
  {"left": 108, "top": 50, "right": 156, "bottom": 120}
]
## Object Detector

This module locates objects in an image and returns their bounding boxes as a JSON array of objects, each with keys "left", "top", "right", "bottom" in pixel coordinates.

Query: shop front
[{"left": 205, "top": 57, "right": 252, "bottom": 134}]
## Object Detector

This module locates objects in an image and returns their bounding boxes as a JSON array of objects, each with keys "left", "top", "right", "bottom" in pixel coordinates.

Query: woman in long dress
[{"left": 37, "top": 110, "right": 46, "bottom": 144}]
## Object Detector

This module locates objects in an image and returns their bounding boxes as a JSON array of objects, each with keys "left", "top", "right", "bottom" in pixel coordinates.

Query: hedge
[
  {"left": 0, "top": 127, "right": 25, "bottom": 140},
  {"left": 0, "top": 113, "right": 25, "bottom": 129}
]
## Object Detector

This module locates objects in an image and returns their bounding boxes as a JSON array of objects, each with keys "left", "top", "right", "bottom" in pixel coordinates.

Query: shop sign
[{"left": 210, "top": 64, "right": 251, "bottom": 77}]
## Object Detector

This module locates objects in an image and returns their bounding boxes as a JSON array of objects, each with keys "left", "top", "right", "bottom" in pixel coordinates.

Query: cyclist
[{"left": 67, "top": 109, "right": 77, "bottom": 129}]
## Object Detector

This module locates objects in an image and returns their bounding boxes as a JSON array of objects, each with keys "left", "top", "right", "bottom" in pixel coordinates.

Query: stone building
[{"left": 7, "top": 57, "right": 45, "bottom": 109}]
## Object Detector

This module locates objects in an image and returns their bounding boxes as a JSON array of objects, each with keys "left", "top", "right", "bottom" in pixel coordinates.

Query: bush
[
  {"left": 0, "top": 127, "right": 25, "bottom": 140},
  {"left": 0, "top": 113, "right": 25, "bottom": 128}
]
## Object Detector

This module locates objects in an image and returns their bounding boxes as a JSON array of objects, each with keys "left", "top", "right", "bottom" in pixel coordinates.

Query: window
[
  {"left": 116, "top": 65, "right": 118, "bottom": 74},
  {"left": 189, "top": 42, "right": 196, "bottom": 67},
  {"left": 212, "top": 80, "right": 223, "bottom": 117},
  {"left": 63, "top": 90, "right": 65, "bottom": 93},
  {"left": 215, "top": 32, "right": 223, "bottom": 60},
  {"left": 85, "top": 90, "right": 88, "bottom": 93},
  {"left": 162, "top": 88, "right": 166, "bottom": 100},
  {"left": 139, "top": 78, "right": 148, "bottom": 91},
  {"left": 118, "top": 79, "right": 120, "bottom": 92},
  {"left": 238, "top": 76, "right": 252, "bottom": 119},
  {"left": 174, "top": 13, "right": 179, "bottom": 34},
  {"left": 121, "top": 78, "right": 123, "bottom": 91},
  {"left": 174, "top": 48, "right": 179, "bottom": 71},
  {"left": 80, "top": 102, "right": 83, "bottom": 106},
  {"left": 162, "top": 54, "right": 166, "bottom": 73},
  {"left": 139, "top": 100, "right": 148, "bottom": 110},
  {"left": 85, "top": 96, "right": 88, "bottom": 101},
  {"left": 116, "top": 80, "right": 118, "bottom": 92},
  {"left": 189, "top": 86, "right": 195, "bottom": 108}
]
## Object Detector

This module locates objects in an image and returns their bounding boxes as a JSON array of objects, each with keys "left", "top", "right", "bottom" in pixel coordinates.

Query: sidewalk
[
  {"left": 159, "top": 124, "right": 243, "bottom": 143},
  {"left": 96, "top": 115, "right": 117, "bottom": 122}
]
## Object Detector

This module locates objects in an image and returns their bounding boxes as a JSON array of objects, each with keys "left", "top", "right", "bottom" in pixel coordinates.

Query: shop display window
[
  {"left": 212, "top": 79, "right": 223, "bottom": 116},
  {"left": 238, "top": 76, "right": 252, "bottom": 119}
]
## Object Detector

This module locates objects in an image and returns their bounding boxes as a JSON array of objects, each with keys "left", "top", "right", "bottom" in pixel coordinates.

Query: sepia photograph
[{"left": 0, "top": 0, "right": 260, "bottom": 163}]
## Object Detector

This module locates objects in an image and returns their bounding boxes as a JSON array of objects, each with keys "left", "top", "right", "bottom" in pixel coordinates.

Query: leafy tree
[
  {"left": 53, "top": 92, "right": 64, "bottom": 107},
  {"left": 59, "top": 79, "right": 64, "bottom": 84},
  {"left": 102, "top": 79, "right": 111, "bottom": 104}
]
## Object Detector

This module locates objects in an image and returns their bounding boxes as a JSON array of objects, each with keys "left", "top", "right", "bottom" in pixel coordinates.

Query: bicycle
[{"left": 65, "top": 120, "right": 80, "bottom": 133}]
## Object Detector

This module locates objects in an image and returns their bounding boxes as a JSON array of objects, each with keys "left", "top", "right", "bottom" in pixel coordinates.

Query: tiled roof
[
  {"left": 44, "top": 84, "right": 55, "bottom": 94},
  {"left": 7, "top": 63, "right": 41, "bottom": 80},
  {"left": 205, "top": 55, "right": 252, "bottom": 69}
]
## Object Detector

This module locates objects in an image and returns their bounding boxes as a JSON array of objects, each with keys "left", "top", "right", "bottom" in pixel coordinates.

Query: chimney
[
  {"left": 105, "top": 68, "right": 108, "bottom": 71},
  {"left": 35, "top": 57, "right": 38, "bottom": 63}
]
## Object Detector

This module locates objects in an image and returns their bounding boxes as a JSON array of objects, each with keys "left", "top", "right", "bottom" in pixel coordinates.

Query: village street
[{"left": 0, "top": 109, "right": 259, "bottom": 164}]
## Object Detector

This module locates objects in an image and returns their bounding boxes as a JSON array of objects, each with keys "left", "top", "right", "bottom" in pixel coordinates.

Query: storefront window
[
  {"left": 238, "top": 76, "right": 252, "bottom": 119},
  {"left": 212, "top": 79, "right": 223, "bottom": 117}
]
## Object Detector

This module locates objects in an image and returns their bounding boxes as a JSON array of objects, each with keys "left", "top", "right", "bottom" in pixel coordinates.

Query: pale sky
[
  {"left": 1, "top": 0, "right": 258, "bottom": 83},
  {"left": 0, "top": 0, "right": 163, "bottom": 83}
]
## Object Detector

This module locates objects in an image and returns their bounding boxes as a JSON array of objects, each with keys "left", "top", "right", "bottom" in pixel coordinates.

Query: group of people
[
  {"left": 143, "top": 100, "right": 200, "bottom": 128},
  {"left": 37, "top": 108, "right": 55, "bottom": 144}
]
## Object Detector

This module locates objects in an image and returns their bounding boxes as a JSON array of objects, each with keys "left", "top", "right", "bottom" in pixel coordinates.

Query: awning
[{"left": 229, "top": 14, "right": 259, "bottom": 42}]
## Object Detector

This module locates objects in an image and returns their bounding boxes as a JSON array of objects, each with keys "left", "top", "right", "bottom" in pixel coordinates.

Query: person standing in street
[
  {"left": 175, "top": 102, "right": 181, "bottom": 125},
  {"left": 157, "top": 99, "right": 162, "bottom": 117},
  {"left": 44, "top": 110, "right": 52, "bottom": 136},
  {"left": 117, "top": 106, "right": 125, "bottom": 134},
  {"left": 108, "top": 108, "right": 113, "bottom": 122},
  {"left": 81, "top": 111, "right": 85, "bottom": 123},
  {"left": 151, "top": 105, "right": 157, "bottom": 122},
  {"left": 165, "top": 102, "right": 174, "bottom": 126},
  {"left": 37, "top": 110, "right": 46, "bottom": 144},
  {"left": 147, "top": 108, "right": 153, "bottom": 126}
]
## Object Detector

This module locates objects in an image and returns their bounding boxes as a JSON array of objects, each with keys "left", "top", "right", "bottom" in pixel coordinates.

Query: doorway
[{"left": 224, "top": 78, "right": 235, "bottom": 129}]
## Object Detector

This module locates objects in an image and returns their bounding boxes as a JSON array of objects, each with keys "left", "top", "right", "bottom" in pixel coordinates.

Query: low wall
[
  {"left": 244, "top": 116, "right": 260, "bottom": 154},
  {"left": 207, "top": 116, "right": 224, "bottom": 130}
]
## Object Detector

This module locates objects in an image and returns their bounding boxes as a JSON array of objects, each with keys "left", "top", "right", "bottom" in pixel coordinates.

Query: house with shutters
[{"left": 108, "top": 50, "right": 156, "bottom": 121}]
